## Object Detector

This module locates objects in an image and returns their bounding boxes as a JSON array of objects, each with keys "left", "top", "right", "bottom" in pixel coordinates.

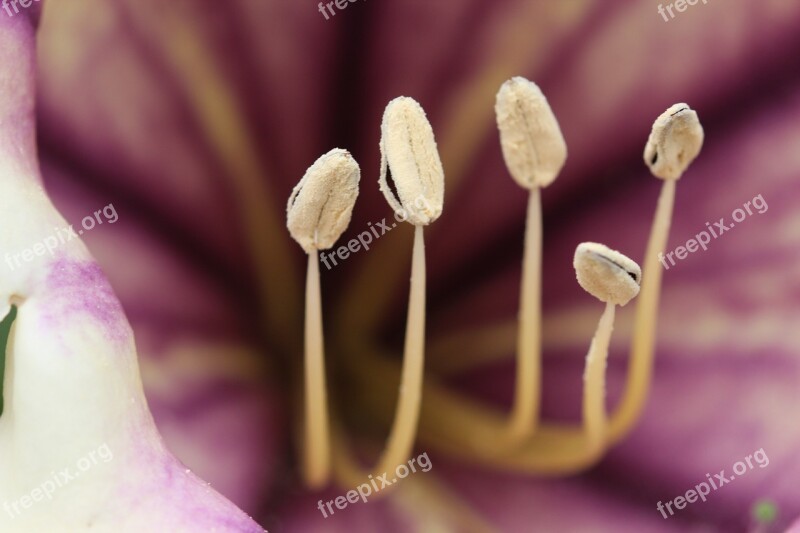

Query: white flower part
[
  {"left": 0, "top": 20, "right": 263, "bottom": 533},
  {"left": 495, "top": 77, "right": 567, "bottom": 189},
  {"left": 287, "top": 148, "right": 360, "bottom": 253},
  {"left": 379, "top": 96, "right": 444, "bottom": 226},
  {"left": 574, "top": 242, "right": 641, "bottom": 306},
  {"left": 644, "top": 103, "right": 704, "bottom": 180},
  {"left": 0, "top": 189, "right": 266, "bottom": 533}
]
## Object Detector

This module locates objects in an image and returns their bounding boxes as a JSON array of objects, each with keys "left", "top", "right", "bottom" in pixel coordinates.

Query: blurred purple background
[{"left": 31, "top": 1, "right": 800, "bottom": 531}]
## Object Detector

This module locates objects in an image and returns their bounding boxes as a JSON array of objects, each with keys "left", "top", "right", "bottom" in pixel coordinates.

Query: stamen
[
  {"left": 495, "top": 77, "right": 566, "bottom": 441},
  {"left": 335, "top": 97, "right": 443, "bottom": 487},
  {"left": 574, "top": 243, "right": 640, "bottom": 453},
  {"left": 610, "top": 104, "right": 703, "bottom": 442},
  {"left": 287, "top": 148, "right": 360, "bottom": 488},
  {"left": 372, "top": 96, "right": 443, "bottom": 475}
]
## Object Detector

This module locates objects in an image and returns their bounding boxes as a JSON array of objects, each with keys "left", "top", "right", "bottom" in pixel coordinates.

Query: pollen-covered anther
[
  {"left": 574, "top": 242, "right": 641, "bottom": 306},
  {"left": 379, "top": 96, "right": 444, "bottom": 226},
  {"left": 495, "top": 76, "right": 567, "bottom": 189},
  {"left": 287, "top": 148, "right": 360, "bottom": 253},
  {"left": 644, "top": 103, "right": 704, "bottom": 180}
]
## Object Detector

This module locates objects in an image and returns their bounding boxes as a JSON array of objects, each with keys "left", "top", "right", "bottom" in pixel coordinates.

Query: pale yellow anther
[
  {"left": 379, "top": 97, "right": 445, "bottom": 226},
  {"left": 495, "top": 77, "right": 567, "bottom": 189},
  {"left": 644, "top": 104, "right": 704, "bottom": 180},
  {"left": 287, "top": 148, "right": 360, "bottom": 253},
  {"left": 574, "top": 243, "right": 641, "bottom": 306}
]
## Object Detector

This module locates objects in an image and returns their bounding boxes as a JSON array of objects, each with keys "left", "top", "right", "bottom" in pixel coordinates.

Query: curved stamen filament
[
  {"left": 583, "top": 302, "right": 615, "bottom": 455},
  {"left": 344, "top": 350, "right": 599, "bottom": 474},
  {"left": 303, "top": 254, "right": 330, "bottom": 488},
  {"left": 609, "top": 178, "right": 675, "bottom": 443},
  {"left": 332, "top": 225, "right": 428, "bottom": 491},
  {"left": 376, "top": 225, "right": 427, "bottom": 472},
  {"left": 507, "top": 187, "right": 543, "bottom": 442}
]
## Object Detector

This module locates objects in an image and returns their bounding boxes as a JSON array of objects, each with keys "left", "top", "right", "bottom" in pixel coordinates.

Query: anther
[
  {"left": 379, "top": 97, "right": 444, "bottom": 226},
  {"left": 643, "top": 103, "right": 704, "bottom": 180},
  {"left": 287, "top": 148, "right": 360, "bottom": 253},
  {"left": 574, "top": 242, "right": 641, "bottom": 307},
  {"left": 495, "top": 77, "right": 567, "bottom": 189}
]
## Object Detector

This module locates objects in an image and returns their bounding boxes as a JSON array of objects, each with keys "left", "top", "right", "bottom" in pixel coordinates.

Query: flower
[{"left": 9, "top": 0, "right": 800, "bottom": 531}]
